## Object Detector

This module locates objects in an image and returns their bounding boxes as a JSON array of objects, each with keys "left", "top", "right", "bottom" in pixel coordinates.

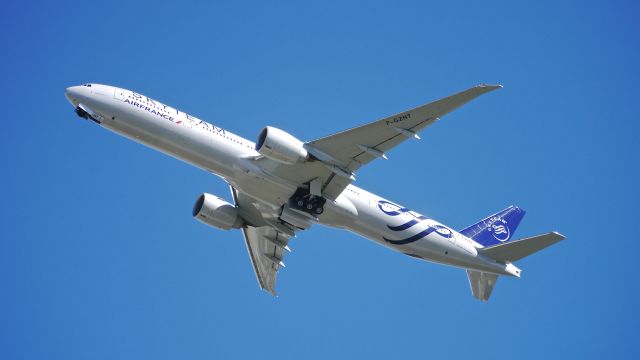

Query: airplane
[{"left": 64, "top": 83, "right": 565, "bottom": 301}]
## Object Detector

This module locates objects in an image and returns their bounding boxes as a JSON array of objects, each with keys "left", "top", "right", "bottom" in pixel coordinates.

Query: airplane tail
[
  {"left": 466, "top": 232, "right": 566, "bottom": 301},
  {"left": 459, "top": 205, "right": 526, "bottom": 247},
  {"left": 460, "top": 205, "right": 563, "bottom": 301}
]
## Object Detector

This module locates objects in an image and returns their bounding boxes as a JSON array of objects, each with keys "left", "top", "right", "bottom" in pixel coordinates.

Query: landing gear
[
  {"left": 289, "top": 188, "right": 325, "bottom": 216},
  {"left": 75, "top": 106, "right": 90, "bottom": 120},
  {"left": 74, "top": 104, "right": 102, "bottom": 124}
]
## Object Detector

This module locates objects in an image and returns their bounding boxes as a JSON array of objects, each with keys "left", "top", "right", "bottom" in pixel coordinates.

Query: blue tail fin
[{"left": 460, "top": 206, "right": 526, "bottom": 247}]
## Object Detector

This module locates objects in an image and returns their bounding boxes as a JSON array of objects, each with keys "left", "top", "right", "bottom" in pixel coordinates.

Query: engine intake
[
  {"left": 193, "top": 193, "right": 243, "bottom": 230},
  {"left": 255, "top": 126, "right": 308, "bottom": 165}
]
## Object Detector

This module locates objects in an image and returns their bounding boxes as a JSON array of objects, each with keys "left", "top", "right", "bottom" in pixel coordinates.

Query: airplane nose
[{"left": 65, "top": 86, "right": 80, "bottom": 106}]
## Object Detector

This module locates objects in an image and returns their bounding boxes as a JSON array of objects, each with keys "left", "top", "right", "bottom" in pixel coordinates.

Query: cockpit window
[{"left": 82, "top": 83, "right": 92, "bottom": 87}]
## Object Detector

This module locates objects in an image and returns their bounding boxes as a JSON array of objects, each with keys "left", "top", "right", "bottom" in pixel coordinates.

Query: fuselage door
[
  {"left": 449, "top": 232, "right": 458, "bottom": 245},
  {"left": 113, "top": 88, "right": 124, "bottom": 100}
]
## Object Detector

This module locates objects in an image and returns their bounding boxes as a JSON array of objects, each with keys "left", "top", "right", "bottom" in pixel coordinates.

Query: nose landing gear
[{"left": 74, "top": 104, "right": 102, "bottom": 124}]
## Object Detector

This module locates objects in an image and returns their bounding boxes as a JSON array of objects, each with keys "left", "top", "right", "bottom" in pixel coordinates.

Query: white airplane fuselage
[{"left": 65, "top": 84, "right": 520, "bottom": 278}]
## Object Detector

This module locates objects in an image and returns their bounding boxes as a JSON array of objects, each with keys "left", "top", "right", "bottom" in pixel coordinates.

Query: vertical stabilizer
[
  {"left": 466, "top": 270, "right": 498, "bottom": 301},
  {"left": 460, "top": 206, "right": 526, "bottom": 247}
]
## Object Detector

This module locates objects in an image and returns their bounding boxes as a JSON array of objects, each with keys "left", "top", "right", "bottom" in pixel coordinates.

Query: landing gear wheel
[{"left": 288, "top": 187, "right": 327, "bottom": 216}]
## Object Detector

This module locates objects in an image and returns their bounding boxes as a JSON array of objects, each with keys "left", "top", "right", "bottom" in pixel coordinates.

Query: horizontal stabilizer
[
  {"left": 467, "top": 270, "right": 498, "bottom": 301},
  {"left": 481, "top": 232, "right": 566, "bottom": 263}
]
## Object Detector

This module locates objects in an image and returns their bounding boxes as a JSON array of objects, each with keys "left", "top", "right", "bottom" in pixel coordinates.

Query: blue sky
[{"left": 2, "top": 1, "right": 639, "bottom": 358}]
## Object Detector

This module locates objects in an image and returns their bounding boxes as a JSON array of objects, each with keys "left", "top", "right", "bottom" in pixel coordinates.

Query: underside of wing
[
  {"left": 240, "top": 225, "right": 291, "bottom": 295},
  {"left": 230, "top": 186, "right": 301, "bottom": 295},
  {"left": 309, "top": 84, "right": 502, "bottom": 170}
]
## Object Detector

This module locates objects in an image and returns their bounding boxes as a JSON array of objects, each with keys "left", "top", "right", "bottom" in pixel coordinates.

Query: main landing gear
[{"left": 289, "top": 187, "right": 326, "bottom": 215}]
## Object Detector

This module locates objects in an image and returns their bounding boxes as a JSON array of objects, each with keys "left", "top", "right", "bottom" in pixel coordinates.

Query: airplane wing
[
  {"left": 240, "top": 226, "right": 291, "bottom": 295},
  {"left": 310, "top": 84, "right": 502, "bottom": 169},
  {"left": 254, "top": 84, "right": 502, "bottom": 200},
  {"left": 231, "top": 186, "right": 294, "bottom": 295}
]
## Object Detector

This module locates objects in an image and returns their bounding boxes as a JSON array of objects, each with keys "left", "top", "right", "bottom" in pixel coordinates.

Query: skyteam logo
[
  {"left": 377, "top": 200, "right": 453, "bottom": 245},
  {"left": 487, "top": 216, "right": 510, "bottom": 242}
]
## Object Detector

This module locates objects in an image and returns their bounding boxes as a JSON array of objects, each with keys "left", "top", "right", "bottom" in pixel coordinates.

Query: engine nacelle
[
  {"left": 255, "top": 126, "right": 308, "bottom": 165},
  {"left": 192, "top": 193, "right": 243, "bottom": 230}
]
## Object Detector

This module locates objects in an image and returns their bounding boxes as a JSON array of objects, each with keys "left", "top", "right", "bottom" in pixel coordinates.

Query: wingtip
[
  {"left": 265, "top": 287, "right": 278, "bottom": 297},
  {"left": 478, "top": 83, "right": 503, "bottom": 89}
]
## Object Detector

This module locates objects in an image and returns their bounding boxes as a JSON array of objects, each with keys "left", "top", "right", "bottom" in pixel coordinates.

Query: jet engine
[
  {"left": 192, "top": 193, "right": 243, "bottom": 230},
  {"left": 255, "top": 126, "right": 308, "bottom": 165}
]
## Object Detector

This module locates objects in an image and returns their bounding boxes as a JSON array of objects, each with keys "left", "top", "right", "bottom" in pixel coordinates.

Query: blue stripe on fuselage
[
  {"left": 387, "top": 215, "right": 428, "bottom": 231},
  {"left": 383, "top": 226, "right": 437, "bottom": 245},
  {"left": 387, "top": 219, "right": 420, "bottom": 231}
]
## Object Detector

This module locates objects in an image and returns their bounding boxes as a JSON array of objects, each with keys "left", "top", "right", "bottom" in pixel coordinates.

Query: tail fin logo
[
  {"left": 487, "top": 216, "right": 510, "bottom": 242},
  {"left": 459, "top": 206, "right": 525, "bottom": 247}
]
